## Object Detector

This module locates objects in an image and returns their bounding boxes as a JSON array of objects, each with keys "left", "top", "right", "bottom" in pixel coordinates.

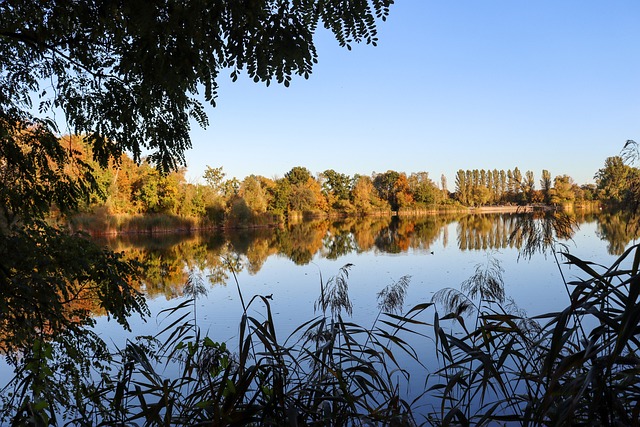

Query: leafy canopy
[{"left": 1, "top": 0, "right": 393, "bottom": 171}]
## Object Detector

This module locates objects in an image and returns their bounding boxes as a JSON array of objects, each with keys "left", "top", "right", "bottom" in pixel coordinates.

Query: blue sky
[{"left": 185, "top": 1, "right": 640, "bottom": 188}]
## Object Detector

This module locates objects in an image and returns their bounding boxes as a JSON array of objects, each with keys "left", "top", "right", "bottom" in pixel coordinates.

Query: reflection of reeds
[
  {"left": 510, "top": 211, "right": 578, "bottom": 260},
  {"left": 70, "top": 212, "right": 205, "bottom": 235}
]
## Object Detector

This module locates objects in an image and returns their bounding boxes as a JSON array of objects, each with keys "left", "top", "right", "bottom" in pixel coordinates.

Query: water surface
[{"left": 93, "top": 210, "right": 635, "bottom": 349}]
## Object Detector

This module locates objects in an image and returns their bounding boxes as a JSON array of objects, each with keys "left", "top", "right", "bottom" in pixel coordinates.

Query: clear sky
[{"left": 185, "top": 1, "right": 640, "bottom": 189}]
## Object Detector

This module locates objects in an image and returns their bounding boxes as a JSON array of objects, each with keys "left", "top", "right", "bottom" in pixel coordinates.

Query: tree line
[
  {"left": 62, "top": 135, "right": 638, "bottom": 228},
  {"left": 454, "top": 168, "right": 595, "bottom": 206}
]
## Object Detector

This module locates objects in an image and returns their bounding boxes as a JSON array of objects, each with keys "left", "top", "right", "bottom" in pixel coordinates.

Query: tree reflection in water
[
  {"left": 597, "top": 209, "right": 640, "bottom": 255},
  {"left": 94, "top": 210, "right": 631, "bottom": 306}
]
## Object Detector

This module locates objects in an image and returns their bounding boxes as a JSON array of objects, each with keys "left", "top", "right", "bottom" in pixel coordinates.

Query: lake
[
  {"left": 3, "top": 209, "right": 638, "bottom": 423},
  {"left": 91, "top": 209, "right": 633, "bottom": 356}
]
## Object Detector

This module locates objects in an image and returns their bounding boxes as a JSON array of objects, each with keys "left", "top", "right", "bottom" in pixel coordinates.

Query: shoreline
[
  {"left": 468, "top": 205, "right": 556, "bottom": 213},
  {"left": 72, "top": 203, "right": 597, "bottom": 237}
]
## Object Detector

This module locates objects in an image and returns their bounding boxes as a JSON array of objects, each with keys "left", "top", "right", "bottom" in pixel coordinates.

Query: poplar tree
[{"left": 541, "top": 169, "right": 552, "bottom": 203}]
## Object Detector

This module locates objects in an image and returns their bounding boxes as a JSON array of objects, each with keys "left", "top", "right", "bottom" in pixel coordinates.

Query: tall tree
[
  {"left": 373, "top": 170, "right": 401, "bottom": 210},
  {"left": 549, "top": 175, "right": 576, "bottom": 204},
  {"left": 394, "top": 173, "right": 414, "bottom": 209},
  {"left": 523, "top": 170, "right": 535, "bottom": 203},
  {"left": 499, "top": 170, "right": 507, "bottom": 203},
  {"left": 455, "top": 170, "right": 469, "bottom": 205},
  {"left": 321, "top": 169, "right": 352, "bottom": 203},
  {"left": 440, "top": 174, "right": 449, "bottom": 200},
  {"left": 283, "top": 166, "right": 326, "bottom": 213},
  {"left": 352, "top": 175, "right": 386, "bottom": 214},
  {"left": 512, "top": 167, "right": 523, "bottom": 196},
  {"left": 285, "top": 166, "right": 314, "bottom": 186},
  {"left": 595, "top": 156, "right": 638, "bottom": 206},
  {"left": 203, "top": 166, "right": 227, "bottom": 195},
  {"left": 1, "top": 1, "right": 394, "bottom": 419},
  {"left": 540, "top": 169, "right": 552, "bottom": 203},
  {"left": 239, "top": 175, "right": 270, "bottom": 215}
]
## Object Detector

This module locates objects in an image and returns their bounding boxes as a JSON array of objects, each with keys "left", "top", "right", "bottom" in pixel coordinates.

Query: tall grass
[
  {"left": 64, "top": 265, "right": 427, "bottom": 426},
  {"left": 427, "top": 245, "right": 640, "bottom": 425},
  {"left": 69, "top": 212, "right": 207, "bottom": 235}
]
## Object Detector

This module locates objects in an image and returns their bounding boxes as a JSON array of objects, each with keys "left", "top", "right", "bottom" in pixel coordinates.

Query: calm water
[
  {"left": 2, "top": 210, "right": 638, "bottom": 419},
  {"left": 92, "top": 210, "right": 635, "bottom": 349}
]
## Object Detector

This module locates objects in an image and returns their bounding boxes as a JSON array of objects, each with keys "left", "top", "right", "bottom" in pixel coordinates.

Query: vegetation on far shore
[{"left": 58, "top": 135, "right": 631, "bottom": 235}]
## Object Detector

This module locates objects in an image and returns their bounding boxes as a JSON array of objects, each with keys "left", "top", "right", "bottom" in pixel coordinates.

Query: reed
[{"left": 427, "top": 244, "right": 640, "bottom": 425}]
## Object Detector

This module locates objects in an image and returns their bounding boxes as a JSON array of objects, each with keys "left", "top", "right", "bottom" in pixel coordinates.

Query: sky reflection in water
[{"left": 92, "top": 211, "right": 634, "bottom": 354}]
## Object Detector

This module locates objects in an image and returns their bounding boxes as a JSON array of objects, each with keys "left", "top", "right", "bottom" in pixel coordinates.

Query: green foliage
[
  {"left": 321, "top": 169, "right": 352, "bottom": 202},
  {"left": 454, "top": 167, "right": 552, "bottom": 206},
  {"left": 595, "top": 156, "right": 640, "bottom": 207},
  {"left": 285, "top": 166, "right": 313, "bottom": 186},
  {"left": 1, "top": 0, "right": 393, "bottom": 172},
  {"left": 267, "top": 178, "right": 292, "bottom": 216},
  {"left": 203, "top": 166, "right": 226, "bottom": 193},
  {"left": 61, "top": 155, "right": 606, "bottom": 227},
  {"left": 0, "top": 223, "right": 148, "bottom": 343},
  {"left": 408, "top": 172, "right": 441, "bottom": 206},
  {"left": 0, "top": 124, "right": 148, "bottom": 370},
  {"left": 549, "top": 174, "right": 576, "bottom": 205},
  {"left": 0, "top": 123, "right": 96, "bottom": 226},
  {"left": 373, "top": 170, "right": 401, "bottom": 210},
  {"left": 0, "top": 222, "right": 148, "bottom": 424}
]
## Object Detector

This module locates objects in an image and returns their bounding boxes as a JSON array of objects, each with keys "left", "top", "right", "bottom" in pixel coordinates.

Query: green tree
[
  {"left": 283, "top": 166, "right": 326, "bottom": 213},
  {"left": 549, "top": 175, "right": 576, "bottom": 204},
  {"left": 499, "top": 170, "right": 507, "bottom": 203},
  {"left": 1, "top": 1, "right": 393, "bottom": 420},
  {"left": 268, "top": 178, "right": 292, "bottom": 216},
  {"left": 321, "top": 169, "right": 351, "bottom": 201},
  {"left": 512, "top": 167, "right": 523, "bottom": 199},
  {"left": 240, "top": 175, "right": 270, "bottom": 216},
  {"left": 352, "top": 175, "right": 387, "bottom": 214},
  {"left": 132, "top": 163, "right": 162, "bottom": 213},
  {"left": 491, "top": 169, "right": 501, "bottom": 203},
  {"left": 409, "top": 172, "right": 440, "bottom": 206},
  {"left": 522, "top": 170, "right": 535, "bottom": 203},
  {"left": 595, "top": 156, "right": 638, "bottom": 206},
  {"left": 321, "top": 169, "right": 353, "bottom": 212},
  {"left": 285, "top": 166, "right": 314, "bottom": 186},
  {"left": 540, "top": 169, "right": 552, "bottom": 204},
  {"left": 581, "top": 183, "right": 597, "bottom": 201},
  {"left": 373, "top": 170, "right": 402, "bottom": 210},
  {"left": 203, "top": 166, "right": 227, "bottom": 195},
  {"left": 455, "top": 170, "right": 469, "bottom": 205}
]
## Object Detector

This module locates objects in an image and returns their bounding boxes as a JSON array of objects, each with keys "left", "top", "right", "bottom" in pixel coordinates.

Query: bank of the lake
[{"left": 69, "top": 202, "right": 598, "bottom": 236}]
